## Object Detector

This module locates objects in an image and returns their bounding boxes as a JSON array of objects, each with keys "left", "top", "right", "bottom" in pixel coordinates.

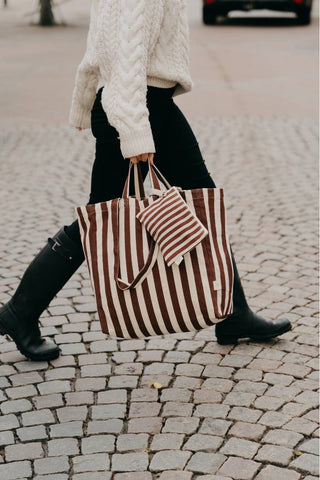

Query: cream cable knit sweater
[{"left": 68, "top": 0, "right": 193, "bottom": 159}]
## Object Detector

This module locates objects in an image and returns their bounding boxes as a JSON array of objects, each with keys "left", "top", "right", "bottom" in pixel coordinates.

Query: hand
[
  {"left": 130, "top": 153, "right": 154, "bottom": 166},
  {"left": 76, "top": 127, "right": 82, "bottom": 131}
]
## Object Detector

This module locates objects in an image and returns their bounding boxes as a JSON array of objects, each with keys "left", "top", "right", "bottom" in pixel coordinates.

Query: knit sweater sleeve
[
  {"left": 68, "top": 2, "right": 100, "bottom": 129},
  {"left": 96, "top": 0, "right": 156, "bottom": 159}
]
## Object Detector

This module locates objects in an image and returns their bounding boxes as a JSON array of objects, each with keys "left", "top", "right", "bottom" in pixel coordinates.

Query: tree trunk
[{"left": 39, "top": 0, "right": 55, "bottom": 26}]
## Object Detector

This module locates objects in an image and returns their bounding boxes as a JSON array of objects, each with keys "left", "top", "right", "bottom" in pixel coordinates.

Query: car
[{"left": 202, "top": 0, "right": 313, "bottom": 25}]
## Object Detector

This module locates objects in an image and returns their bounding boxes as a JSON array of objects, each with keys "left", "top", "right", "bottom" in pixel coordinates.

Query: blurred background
[{"left": 0, "top": 0, "right": 318, "bottom": 127}]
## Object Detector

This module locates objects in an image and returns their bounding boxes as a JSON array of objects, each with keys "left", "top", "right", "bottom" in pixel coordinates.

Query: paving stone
[
  {"left": 34, "top": 394, "right": 64, "bottom": 409},
  {"left": 110, "top": 362, "right": 143, "bottom": 375},
  {"left": 193, "top": 389, "right": 223, "bottom": 404},
  {"left": 37, "top": 380, "right": 71, "bottom": 395},
  {"left": 202, "top": 378, "right": 233, "bottom": 393},
  {"left": 218, "top": 457, "right": 260, "bottom": 479},
  {"left": 45, "top": 367, "right": 76, "bottom": 381},
  {"left": 228, "top": 422, "right": 266, "bottom": 441},
  {"left": 10, "top": 372, "right": 43, "bottom": 386},
  {"left": 0, "top": 460, "right": 32, "bottom": 480},
  {"left": 87, "top": 420, "right": 124, "bottom": 434},
  {"left": 194, "top": 404, "right": 230, "bottom": 418},
  {"left": 233, "top": 380, "right": 268, "bottom": 395},
  {"left": 47, "top": 438, "right": 79, "bottom": 456},
  {"left": 254, "top": 396, "right": 286, "bottom": 410},
  {"left": 150, "top": 450, "right": 192, "bottom": 471},
  {"left": 90, "top": 340, "right": 118, "bottom": 352},
  {"left": 255, "top": 465, "right": 301, "bottom": 480},
  {"left": 299, "top": 438, "right": 319, "bottom": 455},
  {"left": 199, "top": 419, "right": 232, "bottom": 436},
  {"left": 175, "top": 363, "right": 204, "bottom": 376},
  {"left": 120, "top": 339, "right": 145, "bottom": 351},
  {"left": 57, "top": 406, "right": 88, "bottom": 422},
  {"left": 5, "top": 385, "right": 37, "bottom": 399},
  {"left": 129, "top": 402, "right": 161, "bottom": 418},
  {"left": 22, "top": 409, "right": 55, "bottom": 426},
  {"left": 97, "top": 389, "right": 128, "bottom": 404},
  {"left": 131, "top": 389, "right": 158, "bottom": 402},
  {"left": 5, "top": 442, "right": 44, "bottom": 461},
  {"left": 160, "top": 388, "right": 192, "bottom": 402},
  {"left": 17, "top": 426, "right": 48, "bottom": 442},
  {"left": 220, "top": 438, "right": 260, "bottom": 459},
  {"left": 186, "top": 452, "right": 226, "bottom": 474},
  {"left": 50, "top": 421, "right": 84, "bottom": 438},
  {"left": 78, "top": 353, "right": 106, "bottom": 365},
  {"left": 174, "top": 376, "right": 202, "bottom": 390},
  {"left": 0, "top": 398, "right": 32, "bottom": 414},
  {"left": 34, "top": 456, "right": 69, "bottom": 475},
  {"left": 262, "top": 429, "right": 303, "bottom": 448},
  {"left": 255, "top": 444, "right": 293, "bottom": 465},
  {"left": 108, "top": 375, "right": 139, "bottom": 389},
  {"left": 35, "top": 475, "right": 69, "bottom": 480},
  {"left": 163, "top": 417, "right": 200, "bottom": 434},
  {"left": 290, "top": 453, "right": 319, "bottom": 476},
  {"left": 150, "top": 433, "right": 185, "bottom": 451},
  {"left": 75, "top": 377, "right": 106, "bottom": 391},
  {"left": 258, "top": 411, "right": 291, "bottom": 428},
  {"left": 65, "top": 391, "right": 94, "bottom": 405},
  {"left": 128, "top": 417, "right": 162, "bottom": 434},
  {"left": 159, "top": 472, "right": 193, "bottom": 480},
  {"left": 73, "top": 453, "right": 110, "bottom": 472},
  {"left": 223, "top": 392, "right": 256, "bottom": 407},
  {"left": 112, "top": 452, "right": 149, "bottom": 471},
  {"left": 227, "top": 407, "right": 263, "bottom": 424},
  {"left": 202, "top": 365, "right": 235, "bottom": 379},
  {"left": 136, "top": 350, "right": 163, "bottom": 362},
  {"left": 116, "top": 434, "right": 149, "bottom": 452},
  {"left": 162, "top": 402, "right": 193, "bottom": 417},
  {"left": 81, "top": 434, "right": 115, "bottom": 454},
  {"left": 114, "top": 473, "right": 151, "bottom": 480},
  {"left": 284, "top": 417, "right": 318, "bottom": 435},
  {"left": 92, "top": 404, "right": 126, "bottom": 419},
  {"left": 191, "top": 353, "right": 222, "bottom": 365},
  {"left": 183, "top": 434, "right": 223, "bottom": 452},
  {"left": 0, "top": 430, "right": 15, "bottom": 445}
]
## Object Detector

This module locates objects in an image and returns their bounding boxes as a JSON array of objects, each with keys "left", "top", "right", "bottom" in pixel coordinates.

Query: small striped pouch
[{"left": 136, "top": 186, "right": 209, "bottom": 267}]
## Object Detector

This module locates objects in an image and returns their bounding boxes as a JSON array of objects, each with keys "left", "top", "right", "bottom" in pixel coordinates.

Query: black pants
[{"left": 65, "top": 85, "right": 216, "bottom": 244}]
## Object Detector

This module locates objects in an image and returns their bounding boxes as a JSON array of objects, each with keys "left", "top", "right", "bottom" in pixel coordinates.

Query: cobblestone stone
[
  {"left": 0, "top": 460, "right": 32, "bottom": 480},
  {"left": 112, "top": 452, "right": 148, "bottom": 472},
  {"left": 48, "top": 438, "right": 79, "bottom": 456},
  {"left": 186, "top": 452, "right": 226, "bottom": 474},
  {"left": 255, "top": 465, "right": 301, "bottom": 480},
  {"left": 150, "top": 450, "right": 192, "bottom": 471}
]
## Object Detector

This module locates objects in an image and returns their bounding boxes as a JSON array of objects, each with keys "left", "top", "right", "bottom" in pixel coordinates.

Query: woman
[{"left": 0, "top": 0, "right": 291, "bottom": 361}]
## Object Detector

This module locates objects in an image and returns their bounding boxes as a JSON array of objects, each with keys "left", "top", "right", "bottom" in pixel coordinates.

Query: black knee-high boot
[
  {"left": 0, "top": 226, "right": 85, "bottom": 361},
  {"left": 215, "top": 250, "right": 292, "bottom": 344}
]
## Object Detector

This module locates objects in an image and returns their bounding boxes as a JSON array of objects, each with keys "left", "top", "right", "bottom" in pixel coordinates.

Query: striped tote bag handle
[{"left": 114, "top": 199, "right": 159, "bottom": 291}]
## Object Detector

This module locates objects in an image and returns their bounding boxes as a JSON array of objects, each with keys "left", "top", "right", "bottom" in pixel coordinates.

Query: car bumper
[{"left": 204, "top": 0, "right": 310, "bottom": 13}]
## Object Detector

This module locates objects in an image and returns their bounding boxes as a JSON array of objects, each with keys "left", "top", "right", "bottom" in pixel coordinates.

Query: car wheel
[
  {"left": 203, "top": 6, "right": 217, "bottom": 25},
  {"left": 297, "top": 7, "right": 311, "bottom": 25}
]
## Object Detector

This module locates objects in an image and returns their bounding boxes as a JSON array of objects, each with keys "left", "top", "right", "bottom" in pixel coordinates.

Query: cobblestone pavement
[{"left": 0, "top": 114, "right": 318, "bottom": 480}]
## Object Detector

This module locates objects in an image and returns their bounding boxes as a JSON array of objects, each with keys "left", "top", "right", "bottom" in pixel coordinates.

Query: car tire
[
  {"left": 297, "top": 7, "right": 311, "bottom": 25},
  {"left": 203, "top": 6, "right": 217, "bottom": 25}
]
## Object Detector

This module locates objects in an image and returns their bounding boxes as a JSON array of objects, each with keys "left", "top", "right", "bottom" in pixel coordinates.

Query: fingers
[
  {"left": 76, "top": 127, "right": 82, "bottom": 131},
  {"left": 130, "top": 153, "right": 154, "bottom": 165}
]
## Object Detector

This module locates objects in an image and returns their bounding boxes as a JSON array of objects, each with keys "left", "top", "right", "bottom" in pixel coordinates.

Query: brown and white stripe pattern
[
  {"left": 136, "top": 186, "right": 208, "bottom": 267},
  {"left": 76, "top": 188, "right": 234, "bottom": 339}
]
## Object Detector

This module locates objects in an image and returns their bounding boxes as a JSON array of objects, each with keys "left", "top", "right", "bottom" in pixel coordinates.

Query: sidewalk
[{"left": 0, "top": 1, "right": 319, "bottom": 479}]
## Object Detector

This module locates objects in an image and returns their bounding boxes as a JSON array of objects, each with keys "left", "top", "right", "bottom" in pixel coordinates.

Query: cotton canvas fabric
[
  {"left": 136, "top": 186, "right": 208, "bottom": 267},
  {"left": 77, "top": 179, "right": 234, "bottom": 339}
]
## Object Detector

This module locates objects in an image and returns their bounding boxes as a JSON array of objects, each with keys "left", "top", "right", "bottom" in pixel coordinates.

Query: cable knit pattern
[{"left": 69, "top": 0, "right": 193, "bottom": 159}]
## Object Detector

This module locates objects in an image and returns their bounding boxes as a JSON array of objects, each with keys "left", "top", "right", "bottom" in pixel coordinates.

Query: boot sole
[
  {"left": 217, "top": 323, "right": 292, "bottom": 345},
  {"left": 0, "top": 325, "right": 60, "bottom": 362}
]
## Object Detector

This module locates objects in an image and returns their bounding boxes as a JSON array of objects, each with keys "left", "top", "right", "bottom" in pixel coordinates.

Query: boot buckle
[{"left": 50, "top": 239, "right": 73, "bottom": 261}]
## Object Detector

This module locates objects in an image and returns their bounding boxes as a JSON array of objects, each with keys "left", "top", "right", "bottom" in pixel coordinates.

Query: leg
[
  {"left": 154, "top": 100, "right": 291, "bottom": 343},
  {"left": 0, "top": 226, "right": 84, "bottom": 360}
]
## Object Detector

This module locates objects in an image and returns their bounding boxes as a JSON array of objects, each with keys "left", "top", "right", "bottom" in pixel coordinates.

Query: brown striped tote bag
[{"left": 76, "top": 160, "right": 234, "bottom": 339}]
